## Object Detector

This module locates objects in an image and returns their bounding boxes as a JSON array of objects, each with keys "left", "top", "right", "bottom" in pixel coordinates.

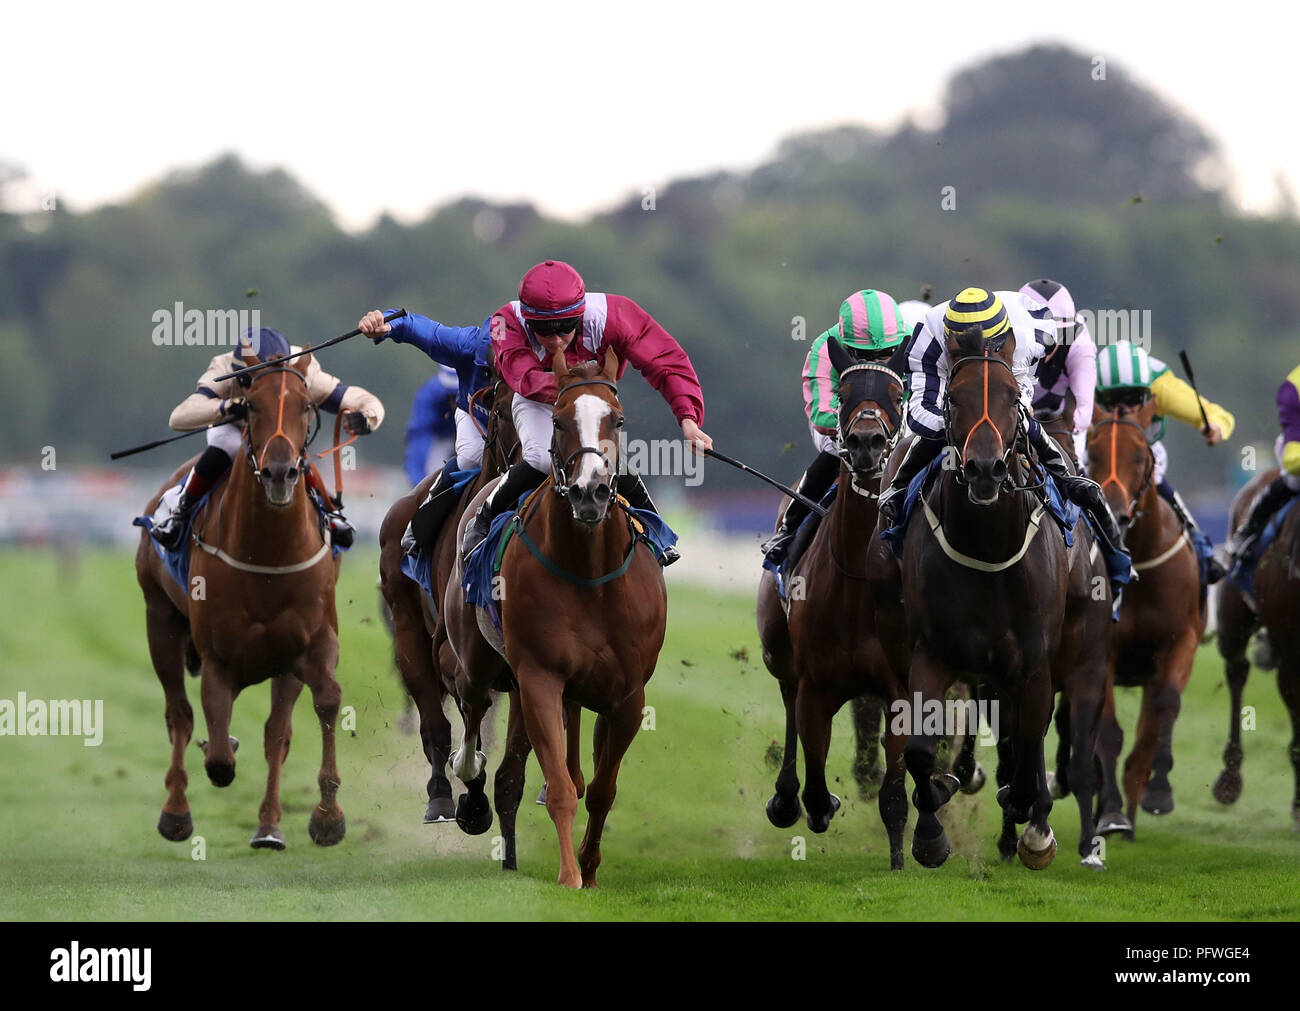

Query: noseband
[
  {"left": 836, "top": 362, "right": 904, "bottom": 473},
  {"left": 241, "top": 366, "right": 319, "bottom": 482}
]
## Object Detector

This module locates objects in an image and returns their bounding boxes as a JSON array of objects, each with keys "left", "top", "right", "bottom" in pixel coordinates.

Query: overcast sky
[{"left": 2, "top": 0, "right": 1288, "bottom": 229}]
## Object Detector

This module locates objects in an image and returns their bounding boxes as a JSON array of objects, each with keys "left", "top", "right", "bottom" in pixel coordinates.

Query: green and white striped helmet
[{"left": 1096, "top": 340, "right": 1155, "bottom": 392}]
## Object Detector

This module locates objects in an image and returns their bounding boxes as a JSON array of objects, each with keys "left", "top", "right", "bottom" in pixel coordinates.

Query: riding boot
[
  {"left": 150, "top": 445, "right": 230, "bottom": 550},
  {"left": 1158, "top": 480, "right": 1225, "bottom": 583},
  {"left": 878, "top": 435, "right": 944, "bottom": 527},
  {"left": 1227, "top": 475, "right": 1297, "bottom": 564},
  {"left": 307, "top": 465, "right": 354, "bottom": 549},
  {"left": 1030, "top": 421, "right": 1132, "bottom": 582},
  {"left": 616, "top": 472, "right": 680, "bottom": 565},
  {"left": 406, "top": 463, "right": 462, "bottom": 556},
  {"left": 462, "top": 461, "right": 547, "bottom": 559},
  {"left": 759, "top": 451, "right": 840, "bottom": 564}
]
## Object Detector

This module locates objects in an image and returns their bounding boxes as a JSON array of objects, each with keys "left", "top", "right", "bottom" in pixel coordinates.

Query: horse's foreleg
[
  {"left": 995, "top": 734, "right": 1018, "bottom": 860},
  {"left": 517, "top": 667, "right": 581, "bottom": 888},
  {"left": 1214, "top": 646, "right": 1251, "bottom": 806},
  {"left": 393, "top": 596, "right": 454, "bottom": 822},
  {"left": 879, "top": 714, "right": 909, "bottom": 870},
  {"left": 851, "top": 695, "right": 884, "bottom": 800},
  {"left": 252, "top": 674, "right": 303, "bottom": 849},
  {"left": 1051, "top": 696, "right": 1072, "bottom": 798},
  {"left": 1095, "top": 665, "right": 1129, "bottom": 838},
  {"left": 1120, "top": 683, "right": 1162, "bottom": 836},
  {"left": 903, "top": 645, "right": 959, "bottom": 868},
  {"left": 1069, "top": 682, "right": 1106, "bottom": 868},
  {"left": 494, "top": 689, "right": 533, "bottom": 870},
  {"left": 765, "top": 678, "right": 802, "bottom": 828},
  {"left": 306, "top": 661, "right": 345, "bottom": 847},
  {"left": 1009, "top": 670, "right": 1057, "bottom": 870},
  {"left": 565, "top": 700, "right": 585, "bottom": 799},
  {"left": 199, "top": 665, "right": 238, "bottom": 788},
  {"left": 795, "top": 680, "right": 841, "bottom": 834},
  {"left": 577, "top": 690, "right": 643, "bottom": 888},
  {"left": 145, "top": 596, "right": 195, "bottom": 841}
]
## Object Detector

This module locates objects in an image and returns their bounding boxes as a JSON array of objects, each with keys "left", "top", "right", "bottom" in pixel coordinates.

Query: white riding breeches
[
  {"left": 809, "top": 419, "right": 836, "bottom": 456},
  {"left": 207, "top": 422, "right": 244, "bottom": 457},
  {"left": 513, "top": 393, "right": 555, "bottom": 473},
  {"left": 455, "top": 408, "right": 484, "bottom": 470}
]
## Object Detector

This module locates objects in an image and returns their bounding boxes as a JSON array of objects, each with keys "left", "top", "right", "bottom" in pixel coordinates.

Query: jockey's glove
[
  {"left": 221, "top": 397, "right": 249, "bottom": 421},
  {"left": 343, "top": 410, "right": 372, "bottom": 436}
]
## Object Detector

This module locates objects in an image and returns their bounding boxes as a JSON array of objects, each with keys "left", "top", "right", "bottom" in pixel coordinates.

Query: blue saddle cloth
[
  {"left": 399, "top": 464, "right": 482, "bottom": 600},
  {"left": 1229, "top": 497, "right": 1297, "bottom": 603},
  {"left": 879, "top": 457, "right": 1132, "bottom": 585},
  {"left": 133, "top": 477, "right": 347, "bottom": 590},
  {"left": 762, "top": 483, "right": 838, "bottom": 601}
]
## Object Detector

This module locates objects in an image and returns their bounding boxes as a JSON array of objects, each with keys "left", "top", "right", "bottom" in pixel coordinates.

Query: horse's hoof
[
  {"left": 1047, "top": 771, "right": 1067, "bottom": 800},
  {"left": 424, "top": 796, "right": 456, "bottom": 824},
  {"left": 911, "top": 829, "right": 951, "bottom": 869},
  {"left": 804, "top": 793, "right": 841, "bottom": 834},
  {"left": 535, "top": 784, "right": 548, "bottom": 806},
  {"left": 765, "top": 791, "right": 802, "bottom": 829},
  {"left": 307, "top": 811, "right": 347, "bottom": 846},
  {"left": 961, "top": 763, "right": 987, "bottom": 795},
  {"left": 1080, "top": 852, "right": 1106, "bottom": 871},
  {"left": 205, "top": 761, "right": 236, "bottom": 788},
  {"left": 1212, "top": 768, "right": 1243, "bottom": 805},
  {"left": 455, "top": 792, "right": 494, "bottom": 836},
  {"left": 1017, "top": 827, "right": 1057, "bottom": 870},
  {"left": 1141, "top": 785, "right": 1175, "bottom": 816},
  {"left": 156, "top": 809, "right": 193, "bottom": 842},
  {"left": 1096, "top": 812, "right": 1135, "bottom": 840},
  {"left": 250, "top": 826, "right": 286, "bottom": 850}
]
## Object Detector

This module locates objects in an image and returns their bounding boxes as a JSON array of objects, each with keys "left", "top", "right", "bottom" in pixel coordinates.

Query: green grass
[{"left": 0, "top": 548, "right": 1296, "bottom": 920}]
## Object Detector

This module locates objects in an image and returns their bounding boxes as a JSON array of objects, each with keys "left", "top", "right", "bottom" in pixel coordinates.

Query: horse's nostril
[
  {"left": 593, "top": 483, "right": 611, "bottom": 502},
  {"left": 869, "top": 433, "right": 887, "bottom": 453},
  {"left": 992, "top": 460, "right": 1008, "bottom": 482}
]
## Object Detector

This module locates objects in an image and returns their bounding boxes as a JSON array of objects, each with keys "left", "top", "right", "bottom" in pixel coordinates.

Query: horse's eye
[{"left": 615, "top": 416, "right": 625, "bottom": 428}]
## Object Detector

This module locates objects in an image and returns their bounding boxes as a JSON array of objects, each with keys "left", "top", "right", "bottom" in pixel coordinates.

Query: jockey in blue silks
[
  {"left": 403, "top": 368, "right": 461, "bottom": 487},
  {"left": 360, "top": 308, "right": 493, "bottom": 553}
]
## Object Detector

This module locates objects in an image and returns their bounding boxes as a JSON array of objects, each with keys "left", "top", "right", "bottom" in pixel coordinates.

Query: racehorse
[
  {"left": 1213, "top": 466, "right": 1300, "bottom": 830},
  {"left": 136, "top": 353, "right": 347, "bottom": 849},
  {"left": 756, "top": 336, "right": 910, "bottom": 868},
  {"left": 894, "top": 326, "right": 1072, "bottom": 870},
  {"left": 377, "top": 358, "right": 520, "bottom": 823},
  {"left": 444, "top": 349, "right": 669, "bottom": 887},
  {"left": 1087, "top": 398, "right": 1205, "bottom": 839}
]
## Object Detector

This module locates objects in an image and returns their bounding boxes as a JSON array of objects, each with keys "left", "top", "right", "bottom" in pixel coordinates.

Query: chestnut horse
[
  {"left": 136, "top": 353, "right": 347, "bottom": 849},
  {"left": 1213, "top": 466, "right": 1300, "bottom": 830},
  {"left": 894, "top": 327, "right": 1071, "bottom": 870},
  {"left": 445, "top": 349, "right": 668, "bottom": 887},
  {"left": 756, "top": 336, "right": 910, "bottom": 868},
  {"left": 377, "top": 364, "right": 519, "bottom": 823},
  {"left": 1087, "top": 398, "right": 1205, "bottom": 839}
]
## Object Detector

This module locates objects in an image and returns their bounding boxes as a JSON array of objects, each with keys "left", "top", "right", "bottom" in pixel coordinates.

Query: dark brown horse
[
  {"left": 1213, "top": 466, "right": 1300, "bottom": 829},
  {"left": 445, "top": 349, "right": 668, "bottom": 887},
  {"left": 1087, "top": 399, "right": 1204, "bottom": 839},
  {"left": 756, "top": 337, "right": 910, "bottom": 867},
  {"left": 136, "top": 353, "right": 348, "bottom": 849},
  {"left": 377, "top": 362, "right": 519, "bottom": 823},
  {"left": 893, "top": 328, "right": 1071, "bottom": 870}
]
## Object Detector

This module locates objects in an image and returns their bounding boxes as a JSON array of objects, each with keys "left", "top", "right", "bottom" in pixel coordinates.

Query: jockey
[
  {"left": 878, "top": 287, "right": 1129, "bottom": 565},
  {"left": 1020, "top": 278, "right": 1096, "bottom": 462},
  {"left": 1093, "top": 340, "right": 1232, "bottom": 582},
  {"left": 1226, "top": 364, "right": 1300, "bottom": 565},
  {"left": 151, "top": 327, "right": 384, "bottom": 551},
  {"left": 402, "top": 368, "right": 460, "bottom": 487},
  {"left": 759, "top": 289, "right": 910, "bottom": 565},
  {"left": 360, "top": 308, "right": 494, "bottom": 552},
  {"left": 460, "top": 259, "right": 712, "bottom": 563}
]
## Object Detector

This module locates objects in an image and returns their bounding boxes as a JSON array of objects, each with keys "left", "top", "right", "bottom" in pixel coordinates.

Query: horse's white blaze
[{"left": 573, "top": 394, "right": 611, "bottom": 486}]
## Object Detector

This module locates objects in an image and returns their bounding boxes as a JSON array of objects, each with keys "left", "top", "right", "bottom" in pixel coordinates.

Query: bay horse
[
  {"left": 895, "top": 326, "right": 1071, "bottom": 870},
  {"left": 1213, "top": 466, "right": 1300, "bottom": 829},
  {"left": 377, "top": 360, "right": 520, "bottom": 823},
  {"left": 1087, "top": 397, "right": 1205, "bottom": 839},
  {"left": 444, "top": 349, "right": 668, "bottom": 887},
  {"left": 136, "top": 352, "right": 347, "bottom": 849},
  {"left": 756, "top": 336, "right": 910, "bottom": 868}
]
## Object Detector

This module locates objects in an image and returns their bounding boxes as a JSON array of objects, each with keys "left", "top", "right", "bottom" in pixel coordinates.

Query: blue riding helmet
[{"left": 237, "top": 327, "right": 292, "bottom": 363}]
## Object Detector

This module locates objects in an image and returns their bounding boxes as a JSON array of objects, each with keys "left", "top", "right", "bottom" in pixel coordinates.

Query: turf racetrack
[{"left": 1, "top": 548, "right": 1297, "bottom": 921}]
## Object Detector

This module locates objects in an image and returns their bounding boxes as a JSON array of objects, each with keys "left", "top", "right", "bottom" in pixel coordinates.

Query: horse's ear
[
  {"left": 1091, "top": 400, "right": 1106, "bottom": 425},
  {"left": 997, "top": 330, "right": 1016, "bottom": 364},
  {"left": 600, "top": 346, "right": 619, "bottom": 383},
  {"left": 551, "top": 345, "right": 571, "bottom": 380},
  {"left": 486, "top": 341, "right": 497, "bottom": 375},
  {"left": 825, "top": 335, "right": 853, "bottom": 377},
  {"left": 293, "top": 347, "right": 313, "bottom": 375}
]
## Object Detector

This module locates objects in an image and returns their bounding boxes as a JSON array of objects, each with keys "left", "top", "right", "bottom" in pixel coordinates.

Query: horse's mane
[
  {"left": 953, "top": 324, "right": 987, "bottom": 359},
  {"left": 565, "top": 360, "right": 605, "bottom": 380}
]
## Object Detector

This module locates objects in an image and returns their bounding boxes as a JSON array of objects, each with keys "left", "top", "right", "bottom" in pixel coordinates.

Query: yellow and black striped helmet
[{"left": 943, "top": 287, "right": 1011, "bottom": 346}]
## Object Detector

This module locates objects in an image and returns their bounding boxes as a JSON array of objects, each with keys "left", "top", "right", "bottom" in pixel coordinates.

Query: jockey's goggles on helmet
[
  {"left": 531, "top": 317, "right": 581, "bottom": 338},
  {"left": 1096, "top": 386, "right": 1150, "bottom": 410}
]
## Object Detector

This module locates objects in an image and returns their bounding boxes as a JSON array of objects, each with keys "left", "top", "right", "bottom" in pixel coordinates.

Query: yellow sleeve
[
  {"left": 1150, "top": 371, "right": 1235, "bottom": 439},
  {"left": 1283, "top": 441, "right": 1300, "bottom": 476}
]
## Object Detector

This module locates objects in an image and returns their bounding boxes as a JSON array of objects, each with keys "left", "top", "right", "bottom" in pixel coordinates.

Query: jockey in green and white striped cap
[{"left": 1096, "top": 339, "right": 1159, "bottom": 394}]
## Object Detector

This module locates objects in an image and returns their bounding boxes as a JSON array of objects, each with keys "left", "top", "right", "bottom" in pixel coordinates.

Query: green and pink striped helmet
[{"left": 837, "top": 289, "right": 908, "bottom": 352}]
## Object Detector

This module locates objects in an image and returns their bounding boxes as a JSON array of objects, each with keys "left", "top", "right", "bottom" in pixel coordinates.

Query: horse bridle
[
  {"left": 1091, "top": 410, "right": 1156, "bottom": 522},
  {"left": 942, "top": 352, "right": 1033, "bottom": 491},
  {"left": 835, "top": 362, "right": 905, "bottom": 498},
  {"left": 239, "top": 365, "right": 319, "bottom": 483},
  {"left": 549, "top": 377, "right": 622, "bottom": 501},
  {"left": 471, "top": 378, "right": 521, "bottom": 475}
]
